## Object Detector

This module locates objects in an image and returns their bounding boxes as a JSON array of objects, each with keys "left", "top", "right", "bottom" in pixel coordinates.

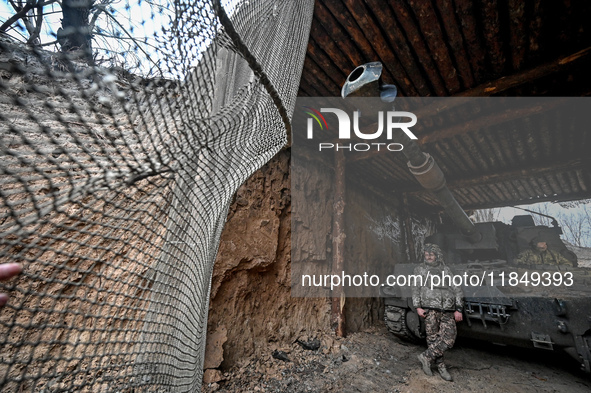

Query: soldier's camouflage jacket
[
  {"left": 513, "top": 248, "right": 574, "bottom": 267},
  {"left": 411, "top": 262, "right": 463, "bottom": 312}
]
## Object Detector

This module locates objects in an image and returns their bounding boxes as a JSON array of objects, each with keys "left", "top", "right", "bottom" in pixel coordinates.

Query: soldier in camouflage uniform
[
  {"left": 412, "top": 243, "right": 463, "bottom": 381},
  {"left": 514, "top": 237, "right": 575, "bottom": 267}
]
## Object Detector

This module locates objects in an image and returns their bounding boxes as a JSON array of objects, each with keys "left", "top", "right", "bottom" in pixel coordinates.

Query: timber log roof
[{"left": 298, "top": 0, "right": 591, "bottom": 212}]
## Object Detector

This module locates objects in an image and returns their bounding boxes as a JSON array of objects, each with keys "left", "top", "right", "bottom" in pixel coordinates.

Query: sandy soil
[{"left": 202, "top": 324, "right": 591, "bottom": 393}]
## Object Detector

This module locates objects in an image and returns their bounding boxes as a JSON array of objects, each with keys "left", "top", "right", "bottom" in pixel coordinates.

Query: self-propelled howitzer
[{"left": 342, "top": 62, "right": 591, "bottom": 373}]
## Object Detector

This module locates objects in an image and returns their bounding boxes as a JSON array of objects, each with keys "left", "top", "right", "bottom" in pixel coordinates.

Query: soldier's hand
[
  {"left": 417, "top": 308, "right": 426, "bottom": 318},
  {"left": 454, "top": 310, "right": 463, "bottom": 322},
  {"left": 0, "top": 263, "right": 22, "bottom": 307}
]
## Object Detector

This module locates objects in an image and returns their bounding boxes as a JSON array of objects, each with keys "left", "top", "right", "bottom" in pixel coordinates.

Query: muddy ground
[
  {"left": 202, "top": 324, "right": 591, "bottom": 393},
  {"left": 202, "top": 243, "right": 591, "bottom": 392}
]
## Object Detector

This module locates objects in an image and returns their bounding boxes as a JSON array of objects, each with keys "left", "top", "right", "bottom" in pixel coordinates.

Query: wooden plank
[
  {"left": 464, "top": 186, "right": 488, "bottom": 206},
  {"left": 389, "top": 1, "right": 448, "bottom": 95},
  {"left": 457, "top": 46, "right": 591, "bottom": 96},
  {"left": 553, "top": 172, "right": 572, "bottom": 195},
  {"left": 404, "top": 159, "right": 590, "bottom": 194},
  {"left": 309, "top": 17, "right": 356, "bottom": 75},
  {"left": 527, "top": 0, "right": 544, "bottom": 63},
  {"left": 508, "top": 0, "right": 527, "bottom": 71},
  {"left": 566, "top": 171, "right": 581, "bottom": 194},
  {"left": 344, "top": 45, "right": 591, "bottom": 161},
  {"left": 575, "top": 169, "right": 588, "bottom": 192},
  {"left": 497, "top": 182, "right": 517, "bottom": 201},
  {"left": 485, "top": 183, "right": 505, "bottom": 203},
  {"left": 405, "top": 0, "right": 461, "bottom": 94},
  {"left": 461, "top": 131, "right": 491, "bottom": 172},
  {"left": 302, "top": 56, "right": 338, "bottom": 96},
  {"left": 364, "top": 0, "right": 433, "bottom": 96},
  {"left": 481, "top": 126, "right": 507, "bottom": 169},
  {"left": 434, "top": 0, "right": 475, "bottom": 89},
  {"left": 323, "top": 0, "right": 398, "bottom": 88},
  {"left": 447, "top": 136, "right": 479, "bottom": 175},
  {"left": 457, "top": 191, "right": 591, "bottom": 211},
  {"left": 479, "top": 0, "right": 506, "bottom": 75},
  {"left": 313, "top": 1, "right": 366, "bottom": 74},
  {"left": 529, "top": 176, "right": 551, "bottom": 198},
  {"left": 331, "top": 149, "right": 346, "bottom": 337},
  {"left": 419, "top": 99, "right": 569, "bottom": 145},
  {"left": 298, "top": 77, "right": 321, "bottom": 97},
  {"left": 504, "top": 179, "right": 524, "bottom": 201},
  {"left": 307, "top": 36, "right": 349, "bottom": 87},
  {"left": 454, "top": 0, "right": 487, "bottom": 84}
]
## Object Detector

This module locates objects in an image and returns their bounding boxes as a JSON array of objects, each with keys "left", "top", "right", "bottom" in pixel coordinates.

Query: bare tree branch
[
  {"left": 0, "top": 1, "right": 36, "bottom": 33},
  {"left": 27, "top": 0, "right": 44, "bottom": 45},
  {"left": 1, "top": 0, "right": 60, "bottom": 36},
  {"left": 88, "top": 0, "right": 109, "bottom": 31},
  {"left": 38, "top": 39, "right": 59, "bottom": 47},
  {"left": 100, "top": 8, "right": 164, "bottom": 75},
  {"left": 2, "top": 0, "right": 169, "bottom": 75}
]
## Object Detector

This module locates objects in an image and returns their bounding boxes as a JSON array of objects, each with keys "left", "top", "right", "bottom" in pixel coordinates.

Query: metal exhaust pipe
[{"left": 341, "top": 62, "right": 397, "bottom": 102}]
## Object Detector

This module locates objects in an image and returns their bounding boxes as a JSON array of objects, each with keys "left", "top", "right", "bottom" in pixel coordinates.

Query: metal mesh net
[{"left": 0, "top": 0, "right": 314, "bottom": 391}]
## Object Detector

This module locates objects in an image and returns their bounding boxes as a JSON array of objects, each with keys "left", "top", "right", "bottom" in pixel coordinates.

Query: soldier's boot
[
  {"left": 437, "top": 363, "right": 453, "bottom": 382},
  {"left": 417, "top": 353, "right": 432, "bottom": 376}
]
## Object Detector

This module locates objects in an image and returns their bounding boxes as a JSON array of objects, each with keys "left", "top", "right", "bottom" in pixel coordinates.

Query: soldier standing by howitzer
[{"left": 412, "top": 243, "right": 463, "bottom": 381}]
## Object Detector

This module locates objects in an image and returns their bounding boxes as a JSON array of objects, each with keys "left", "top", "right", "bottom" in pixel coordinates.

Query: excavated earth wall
[
  {"left": 0, "top": 40, "right": 415, "bottom": 386},
  {"left": 205, "top": 150, "right": 331, "bottom": 374},
  {"left": 205, "top": 149, "right": 412, "bottom": 377}
]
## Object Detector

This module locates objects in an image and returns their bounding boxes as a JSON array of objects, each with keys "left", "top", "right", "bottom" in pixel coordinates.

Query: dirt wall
[
  {"left": 206, "top": 150, "right": 409, "bottom": 372},
  {"left": 205, "top": 150, "right": 331, "bottom": 372}
]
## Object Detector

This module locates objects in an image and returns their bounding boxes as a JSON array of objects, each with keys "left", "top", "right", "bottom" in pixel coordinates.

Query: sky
[
  {"left": 0, "top": 0, "right": 241, "bottom": 77},
  {"left": 492, "top": 201, "right": 586, "bottom": 224},
  {"left": 481, "top": 200, "right": 591, "bottom": 247}
]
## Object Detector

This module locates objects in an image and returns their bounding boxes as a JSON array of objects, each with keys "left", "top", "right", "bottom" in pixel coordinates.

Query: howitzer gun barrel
[{"left": 342, "top": 62, "right": 481, "bottom": 243}]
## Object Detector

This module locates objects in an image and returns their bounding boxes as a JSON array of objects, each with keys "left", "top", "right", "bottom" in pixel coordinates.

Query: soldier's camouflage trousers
[{"left": 423, "top": 310, "right": 457, "bottom": 364}]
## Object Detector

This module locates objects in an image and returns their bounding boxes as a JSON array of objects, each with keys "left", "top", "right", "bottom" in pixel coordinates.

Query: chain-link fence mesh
[{"left": 0, "top": 0, "right": 314, "bottom": 391}]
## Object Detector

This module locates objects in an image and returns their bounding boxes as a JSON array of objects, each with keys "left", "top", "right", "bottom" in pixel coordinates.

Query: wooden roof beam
[
  {"left": 346, "top": 46, "right": 591, "bottom": 162},
  {"left": 349, "top": 97, "right": 570, "bottom": 162},
  {"left": 456, "top": 191, "right": 591, "bottom": 211},
  {"left": 456, "top": 46, "right": 591, "bottom": 97},
  {"left": 401, "top": 190, "right": 591, "bottom": 214},
  {"left": 402, "top": 158, "right": 590, "bottom": 195}
]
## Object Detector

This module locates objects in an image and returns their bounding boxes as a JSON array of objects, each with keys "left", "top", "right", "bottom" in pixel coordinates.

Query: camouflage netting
[{"left": 0, "top": 0, "right": 314, "bottom": 391}]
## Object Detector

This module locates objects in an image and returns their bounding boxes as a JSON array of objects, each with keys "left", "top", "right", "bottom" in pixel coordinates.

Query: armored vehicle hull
[
  {"left": 382, "top": 218, "right": 591, "bottom": 373},
  {"left": 341, "top": 62, "right": 591, "bottom": 374}
]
